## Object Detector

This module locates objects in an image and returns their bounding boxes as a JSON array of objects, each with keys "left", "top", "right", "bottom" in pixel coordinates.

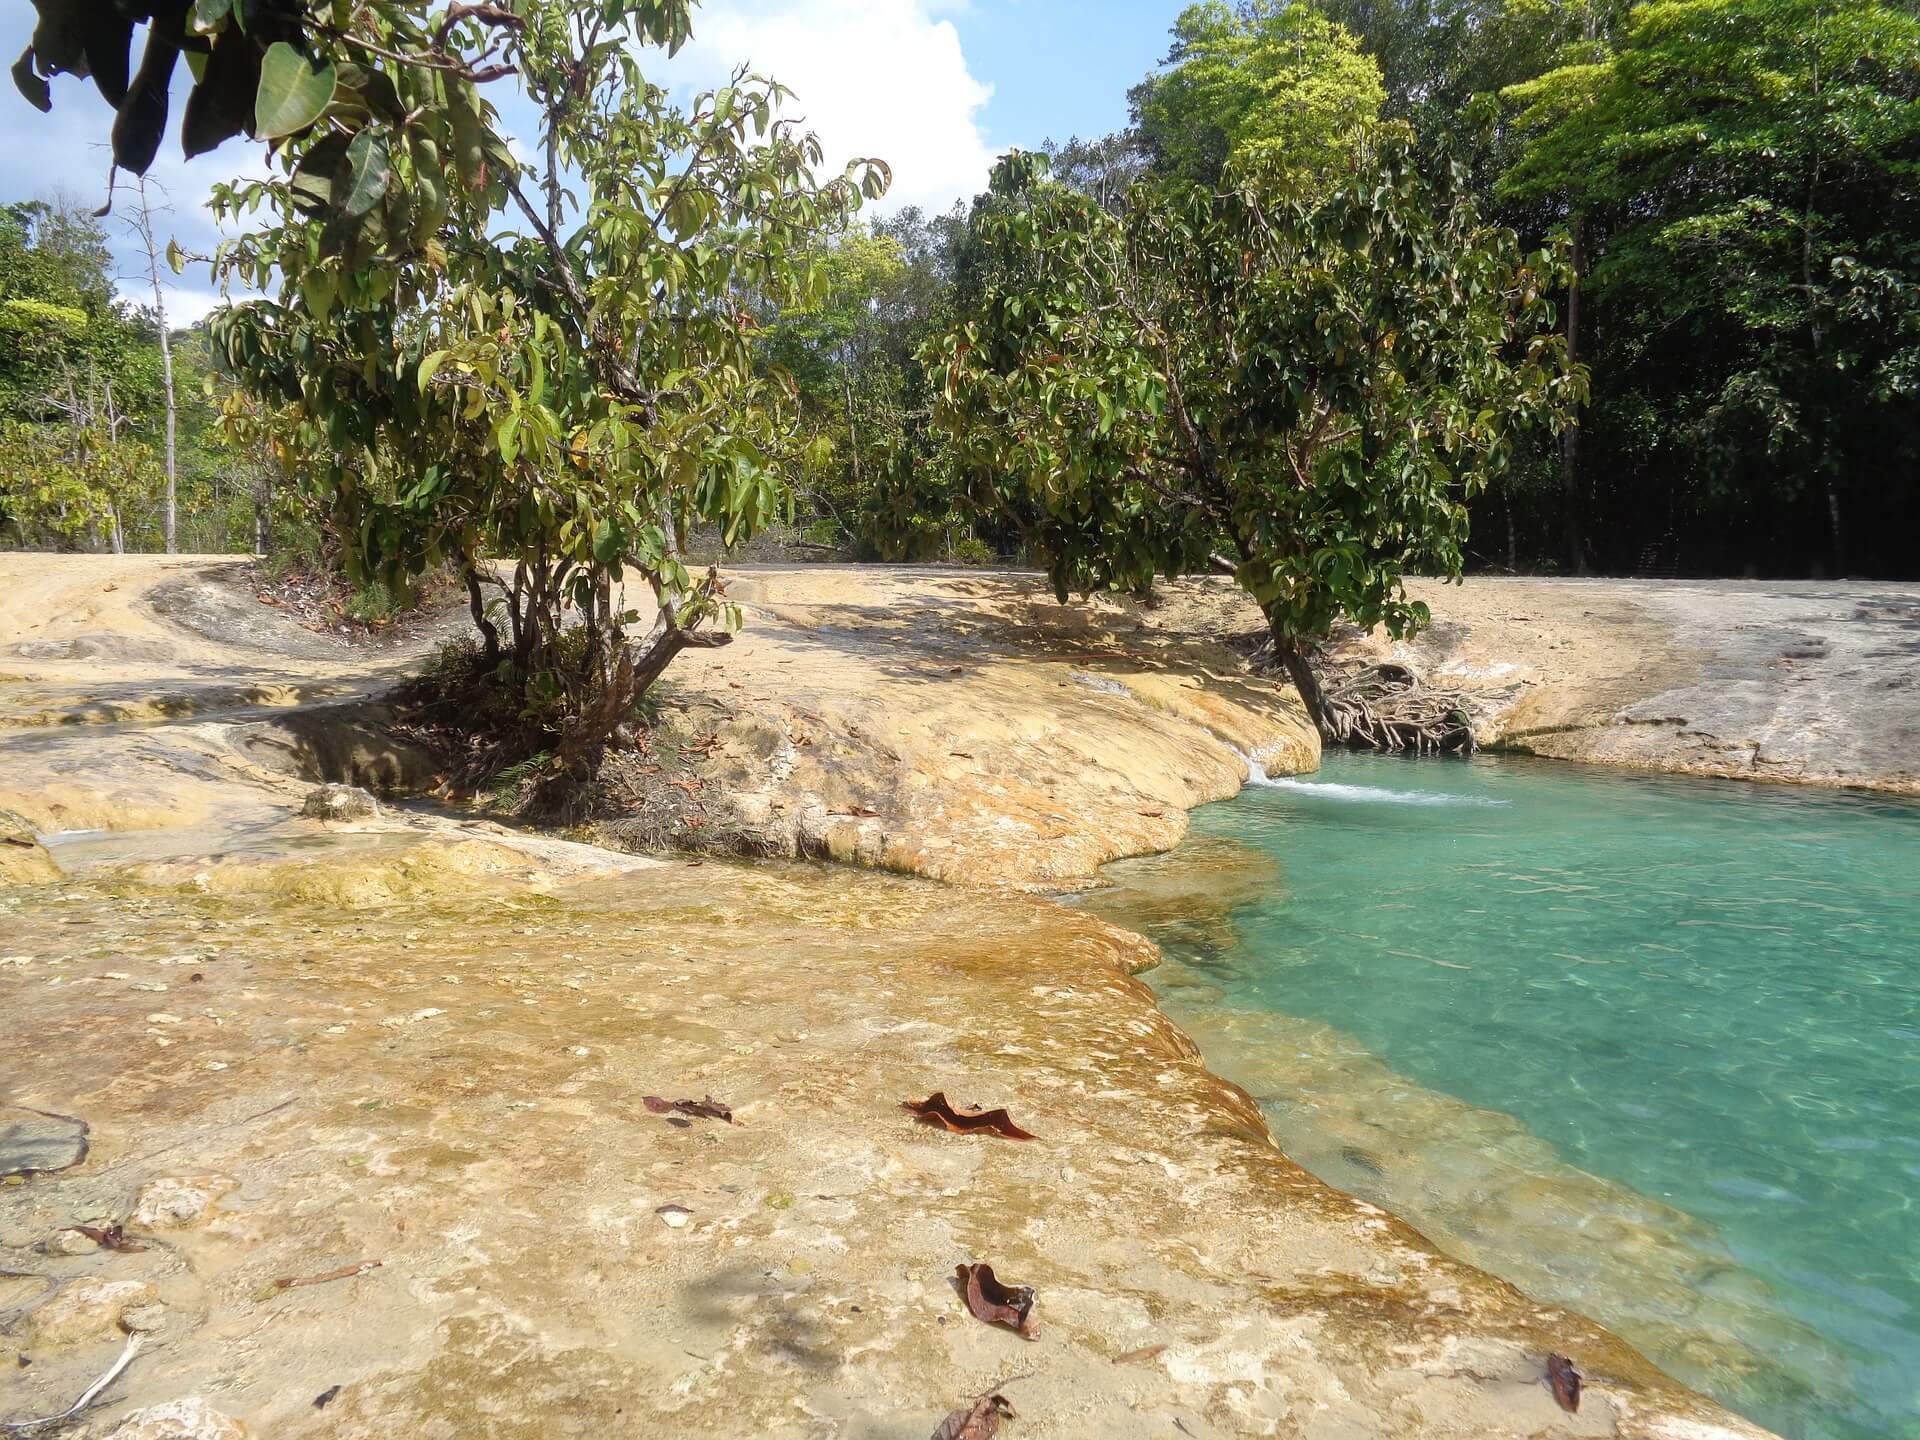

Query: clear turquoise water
[{"left": 1130, "top": 755, "right": 1920, "bottom": 1440}]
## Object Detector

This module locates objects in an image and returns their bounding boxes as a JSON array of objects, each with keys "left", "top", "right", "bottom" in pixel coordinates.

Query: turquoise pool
[{"left": 1086, "top": 754, "right": 1920, "bottom": 1440}]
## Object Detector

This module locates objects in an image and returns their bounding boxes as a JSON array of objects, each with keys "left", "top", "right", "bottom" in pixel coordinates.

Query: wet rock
[
  {"left": 301, "top": 784, "right": 380, "bottom": 822},
  {"left": 0, "top": 1106, "right": 89, "bottom": 1178},
  {"left": 132, "top": 1175, "right": 236, "bottom": 1229},
  {"left": 101, "top": 1398, "right": 251, "bottom": 1440},
  {"left": 24, "top": 1278, "right": 158, "bottom": 1346},
  {"left": 0, "top": 809, "right": 59, "bottom": 884}
]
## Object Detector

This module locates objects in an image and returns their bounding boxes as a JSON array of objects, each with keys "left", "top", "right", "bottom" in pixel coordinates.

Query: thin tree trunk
[
  {"left": 253, "top": 471, "right": 271, "bottom": 555},
  {"left": 465, "top": 567, "right": 502, "bottom": 666},
  {"left": 1802, "top": 12, "right": 1842, "bottom": 577},
  {"left": 130, "top": 177, "right": 178, "bottom": 554},
  {"left": 1269, "top": 627, "right": 1329, "bottom": 738},
  {"left": 1561, "top": 212, "right": 1588, "bottom": 575}
]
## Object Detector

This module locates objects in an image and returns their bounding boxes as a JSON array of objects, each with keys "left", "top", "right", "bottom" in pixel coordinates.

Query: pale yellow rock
[
  {"left": 24, "top": 1278, "right": 158, "bottom": 1346},
  {"left": 132, "top": 1174, "right": 236, "bottom": 1229},
  {"left": 101, "top": 1398, "right": 250, "bottom": 1440}
]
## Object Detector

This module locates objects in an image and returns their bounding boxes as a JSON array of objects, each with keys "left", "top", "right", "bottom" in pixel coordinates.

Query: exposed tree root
[
  {"left": 1250, "top": 640, "right": 1478, "bottom": 754},
  {"left": 1318, "top": 659, "right": 1478, "bottom": 754}
]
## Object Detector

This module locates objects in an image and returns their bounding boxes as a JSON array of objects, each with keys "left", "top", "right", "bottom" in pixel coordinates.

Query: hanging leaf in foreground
[
  {"left": 903, "top": 1092, "right": 1036, "bottom": 1140},
  {"left": 955, "top": 1263, "right": 1040, "bottom": 1340}
]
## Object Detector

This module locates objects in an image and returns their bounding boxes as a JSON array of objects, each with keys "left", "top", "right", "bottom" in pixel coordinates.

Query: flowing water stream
[{"left": 1081, "top": 754, "right": 1920, "bottom": 1440}]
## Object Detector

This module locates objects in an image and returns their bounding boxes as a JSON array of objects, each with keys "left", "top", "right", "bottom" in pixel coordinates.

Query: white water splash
[{"left": 1230, "top": 746, "right": 1508, "bottom": 807}]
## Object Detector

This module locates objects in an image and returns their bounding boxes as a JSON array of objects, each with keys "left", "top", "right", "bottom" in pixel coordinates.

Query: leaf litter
[
  {"left": 955, "top": 1263, "right": 1040, "bottom": 1340},
  {"left": 903, "top": 1092, "right": 1035, "bottom": 1141}
]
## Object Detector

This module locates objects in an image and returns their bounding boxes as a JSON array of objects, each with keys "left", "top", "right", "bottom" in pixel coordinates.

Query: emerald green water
[{"left": 1090, "top": 754, "right": 1920, "bottom": 1440}]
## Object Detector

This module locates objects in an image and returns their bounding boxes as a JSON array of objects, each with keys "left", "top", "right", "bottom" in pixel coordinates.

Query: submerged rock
[
  {"left": 132, "top": 1174, "right": 236, "bottom": 1229},
  {"left": 24, "top": 1278, "right": 158, "bottom": 1347},
  {"left": 0, "top": 1105, "right": 88, "bottom": 1178},
  {"left": 102, "top": 1398, "right": 251, "bottom": 1440}
]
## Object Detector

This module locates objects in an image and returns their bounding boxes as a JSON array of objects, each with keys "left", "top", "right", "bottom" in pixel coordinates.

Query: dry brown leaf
[
  {"left": 69, "top": 1224, "right": 147, "bottom": 1253},
  {"left": 931, "top": 1392, "right": 1016, "bottom": 1439},
  {"left": 956, "top": 1263, "right": 1039, "bottom": 1340},
  {"left": 1547, "top": 1354, "right": 1581, "bottom": 1413},
  {"left": 903, "top": 1093, "right": 1036, "bottom": 1141},
  {"left": 644, "top": 1095, "right": 734, "bottom": 1124}
]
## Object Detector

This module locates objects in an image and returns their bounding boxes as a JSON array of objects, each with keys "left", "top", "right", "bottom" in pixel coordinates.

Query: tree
[
  {"left": 931, "top": 144, "right": 1580, "bottom": 736},
  {"left": 17, "top": 1, "right": 885, "bottom": 789},
  {"left": 1129, "top": 1, "right": 1386, "bottom": 190},
  {"left": 125, "top": 176, "right": 178, "bottom": 553},
  {"left": 1501, "top": 0, "right": 1920, "bottom": 576}
]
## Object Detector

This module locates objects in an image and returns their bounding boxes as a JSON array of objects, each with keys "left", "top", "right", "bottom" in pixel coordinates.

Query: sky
[{"left": 0, "top": 0, "right": 1181, "bottom": 328}]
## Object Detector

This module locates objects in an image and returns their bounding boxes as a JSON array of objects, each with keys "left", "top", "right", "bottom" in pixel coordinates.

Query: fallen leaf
[
  {"left": 832, "top": 805, "right": 880, "bottom": 818},
  {"left": 950, "top": 751, "right": 975, "bottom": 759},
  {"left": 69, "top": 1224, "right": 148, "bottom": 1253},
  {"left": 313, "top": 1386, "right": 341, "bottom": 1410},
  {"left": 956, "top": 1263, "right": 1040, "bottom": 1340},
  {"left": 644, "top": 1095, "right": 734, "bottom": 1124},
  {"left": 1547, "top": 1354, "right": 1581, "bottom": 1413},
  {"left": 1113, "top": 1343, "right": 1167, "bottom": 1365},
  {"left": 903, "top": 1093, "right": 1036, "bottom": 1141},
  {"left": 931, "top": 1392, "right": 1017, "bottom": 1439}
]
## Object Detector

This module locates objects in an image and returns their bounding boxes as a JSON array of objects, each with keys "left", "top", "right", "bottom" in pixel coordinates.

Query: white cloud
[{"left": 665, "top": 0, "right": 996, "bottom": 217}]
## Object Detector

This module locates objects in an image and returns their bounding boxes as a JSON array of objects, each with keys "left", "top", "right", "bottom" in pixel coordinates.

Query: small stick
[
  {"left": 2, "top": 1333, "right": 141, "bottom": 1431},
  {"left": 274, "top": 1259, "right": 381, "bottom": 1291}
]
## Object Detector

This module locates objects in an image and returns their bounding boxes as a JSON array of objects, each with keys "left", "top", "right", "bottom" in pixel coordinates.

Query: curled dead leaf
[
  {"left": 643, "top": 1095, "right": 734, "bottom": 1124},
  {"left": 956, "top": 1263, "right": 1039, "bottom": 1340},
  {"left": 903, "top": 1092, "right": 1036, "bottom": 1141},
  {"left": 1547, "top": 1354, "right": 1581, "bottom": 1413},
  {"left": 69, "top": 1224, "right": 148, "bottom": 1253},
  {"left": 931, "top": 1391, "right": 1016, "bottom": 1440}
]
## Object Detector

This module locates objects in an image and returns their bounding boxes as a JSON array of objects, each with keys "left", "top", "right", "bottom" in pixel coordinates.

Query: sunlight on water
[{"left": 1084, "top": 754, "right": 1920, "bottom": 1440}]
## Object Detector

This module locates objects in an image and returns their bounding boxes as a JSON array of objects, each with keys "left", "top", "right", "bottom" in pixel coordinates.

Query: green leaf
[
  {"left": 447, "top": 81, "right": 488, "bottom": 193},
  {"left": 13, "top": 50, "right": 52, "bottom": 113},
  {"left": 192, "top": 0, "right": 233, "bottom": 31},
  {"left": 255, "top": 42, "right": 336, "bottom": 141},
  {"left": 417, "top": 350, "right": 448, "bottom": 393},
  {"left": 341, "top": 128, "right": 390, "bottom": 219}
]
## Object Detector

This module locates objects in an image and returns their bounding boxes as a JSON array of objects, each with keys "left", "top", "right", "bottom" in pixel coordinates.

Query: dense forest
[
  {"left": 5, "top": 0, "right": 1916, "bottom": 581},
  {"left": 780, "top": 0, "right": 1920, "bottom": 580},
  {"left": 0, "top": 193, "right": 298, "bottom": 556}
]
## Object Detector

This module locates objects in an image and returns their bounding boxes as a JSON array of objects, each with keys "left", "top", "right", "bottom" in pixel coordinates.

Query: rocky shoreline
[{"left": 1, "top": 555, "right": 1778, "bottom": 1438}]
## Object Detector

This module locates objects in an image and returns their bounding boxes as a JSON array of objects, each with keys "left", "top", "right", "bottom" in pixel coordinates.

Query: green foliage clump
[{"left": 933, "top": 144, "right": 1581, "bottom": 729}]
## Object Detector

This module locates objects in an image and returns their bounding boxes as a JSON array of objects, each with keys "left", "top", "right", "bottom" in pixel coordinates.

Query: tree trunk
[
  {"left": 1561, "top": 212, "right": 1589, "bottom": 575},
  {"left": 1270, "top": 628, "right": 1330, "bottom": 738},
  {"left": 253, "top": 472, "right": 272, "bottom": 555},
  {"left": 132, "top": 178, "right": 178, "bottom": 554},
  {"left": 465, "top": 567, "right": 502, "bottom": 666}
]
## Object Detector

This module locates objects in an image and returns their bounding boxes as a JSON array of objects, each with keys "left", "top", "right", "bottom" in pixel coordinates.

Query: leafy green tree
[
  {"left": 931, "top": 145, "right": 1580, "bottom": 732},
  {"left": 1130, "top": 1, "right": 1386, "bottom": 190},
  {"left": 17, "top": 2, "right": 884, "bottom": 785},
  {"left": 1502, "top": 0, "right": 1920, "bottom": 574}
]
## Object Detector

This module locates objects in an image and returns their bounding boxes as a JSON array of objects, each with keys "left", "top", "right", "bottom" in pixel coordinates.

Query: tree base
[{"left": 1318, "top": 659, "right": 1477, "bottom": 754}]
